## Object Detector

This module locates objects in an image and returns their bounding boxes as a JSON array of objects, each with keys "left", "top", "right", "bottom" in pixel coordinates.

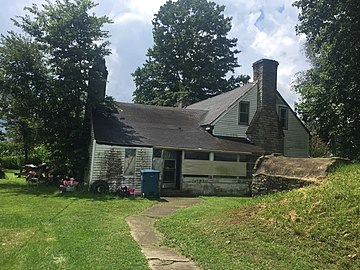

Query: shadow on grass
[{"left": 0, "top": 181, "right": 166, "bottom": 202}]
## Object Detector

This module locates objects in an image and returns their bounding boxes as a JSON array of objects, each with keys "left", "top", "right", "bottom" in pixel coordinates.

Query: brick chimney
[{"left": 246, "top": 59, "right": 284, "bottom": 154}]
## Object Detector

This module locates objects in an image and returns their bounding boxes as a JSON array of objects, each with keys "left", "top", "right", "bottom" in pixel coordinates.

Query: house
[{"left": 85, "top": 59, "right": 309, "bottom": 196}]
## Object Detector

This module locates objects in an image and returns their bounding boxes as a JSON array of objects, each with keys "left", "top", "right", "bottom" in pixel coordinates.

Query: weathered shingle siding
[
  {"left": 213, "top": 86, "right": 257, "bottom": 138},
  {"left": 90, "top": 144, "right": 152, "bottom": 193},
  {"left": 276, "top": 96, "right": 309, "bottom": 157}
]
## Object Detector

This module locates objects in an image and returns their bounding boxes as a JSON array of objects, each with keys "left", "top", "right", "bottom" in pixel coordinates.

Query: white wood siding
[
  {"left": 90, "top": 144, "right": 152, "bottom": 193},
  {"left": 182, "top": 160, "right": 246, "bottom": 176},
  {"left": 276, "top": 96, "right": 309, "bottom": 157},
  {"left": 213, "top": 86, "right": 257, "bottom": 137}
]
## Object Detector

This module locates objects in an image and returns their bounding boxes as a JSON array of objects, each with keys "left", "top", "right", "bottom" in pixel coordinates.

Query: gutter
[{"left": 89, "top": 139, "right": 96, "bottom": 185}]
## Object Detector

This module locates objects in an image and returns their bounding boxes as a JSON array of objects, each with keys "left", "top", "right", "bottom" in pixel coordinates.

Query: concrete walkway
[{"left": 126, "top": 197, "right": 202, "bottom": 270}]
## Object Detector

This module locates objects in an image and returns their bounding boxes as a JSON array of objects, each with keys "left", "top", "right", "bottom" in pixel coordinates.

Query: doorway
[
  {"left": 163, "top": 159, "right": 176, "bottom": 189},
  {"left": 162, "top": 150, "right": 182, "bottom": 190}
]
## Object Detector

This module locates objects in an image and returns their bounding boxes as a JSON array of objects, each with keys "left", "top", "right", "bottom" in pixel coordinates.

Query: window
[
  {"left": 184, "top": 151, "right": 209, "bottom": 160},
  {"left": 278, "top": 106, "right": 288, "bottom": 129},
  {"left": 153, "top": 148, "right": 162, "bottom": 158},
  {"left": 239, "top": 101, "right": 250, "bottom": 125},
  {"left": 214, "top": 153, "right": 237, "bottom": 162},
  {"left": 238, "top": 155, "right": 251, "bottom": 162},
  {"left": 124, "top": 149, "right": 136, "bottom": 175}
]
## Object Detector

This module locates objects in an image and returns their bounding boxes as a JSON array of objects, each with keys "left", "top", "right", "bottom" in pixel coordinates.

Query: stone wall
[
  {"left": 252, "top": 155, "right": 350, "bottom": 196},
  {"left": 252, "top": 174, "right": 314, "bottom": 196},
  {"left": 246, "top": 107, "right": 284, "bottom": 154}
]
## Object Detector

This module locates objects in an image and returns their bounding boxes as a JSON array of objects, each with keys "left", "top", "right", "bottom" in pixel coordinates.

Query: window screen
[
  {"left": 184, "top": 151, "right": 209, "bottom": 160},
  {"left": 214, "top": 153, "right": 237, "bottom": 162},
  {"left": 153, "top": 148, "right": 162, "bottom": 158}
]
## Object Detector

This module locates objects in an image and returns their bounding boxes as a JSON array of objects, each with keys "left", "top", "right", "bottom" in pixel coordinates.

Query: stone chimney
[
  {"left": 253, "top": 59, "right": 278, "bottom": 109},
  {"left": 88, "top": 56, "right": 108, "bottom": 102},
  {"left": 246, "top": 59, "right": 284, "bottom": 154},
  {"left": 85, "top": 57, "right": 108, "bottom": 122}
]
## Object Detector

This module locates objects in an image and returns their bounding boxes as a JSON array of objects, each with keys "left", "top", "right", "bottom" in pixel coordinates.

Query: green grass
[
  {"left": 0, "top": 171, "right": 155, "bottom": 270},
  {"left": 157, "top": 164, "right": 360, "bottom": 270}
]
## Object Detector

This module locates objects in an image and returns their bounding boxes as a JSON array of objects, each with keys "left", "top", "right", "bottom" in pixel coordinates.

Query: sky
[{"left": 0, "top": 0, "right": 310, "bottom": 107}]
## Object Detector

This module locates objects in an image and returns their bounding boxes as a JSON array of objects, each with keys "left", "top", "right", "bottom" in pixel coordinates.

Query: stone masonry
[
  {"left": 246, "top": 59, "right": 284, "bottom": 154},
  {"left": 252, "top": 155, "right": 350, "bottom": 196}
]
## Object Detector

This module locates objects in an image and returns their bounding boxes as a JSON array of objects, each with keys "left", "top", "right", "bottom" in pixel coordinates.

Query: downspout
[{"left": 89, "top": 139, "right": 96, "bottom": 186}]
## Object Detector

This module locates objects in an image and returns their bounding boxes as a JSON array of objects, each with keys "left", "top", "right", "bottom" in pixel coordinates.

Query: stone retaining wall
[
  {"left": 252, "top": 155, "right": 350, "bottom": 196},
  {"left": 252, "top": 174, "right": 315, "bottom": 196}
]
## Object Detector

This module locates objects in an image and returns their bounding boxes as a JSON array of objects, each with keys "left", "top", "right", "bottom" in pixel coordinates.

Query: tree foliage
[
  {"left": 293, "top": 0, "right": 360, "bottom": 159},
  {"left": 0, "top": 33, "right": 48, "bottom": 161},
  {"left": 132, "top": 0, "right": 249, "bottom": 107},
  {"left": 0, "top": 0, "right": 112, "bottom": 175}
]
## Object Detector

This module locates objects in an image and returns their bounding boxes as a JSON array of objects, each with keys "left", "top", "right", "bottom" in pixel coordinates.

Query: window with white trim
[{"left": 239, "top": 101, "right": 250, "bottom": 125}]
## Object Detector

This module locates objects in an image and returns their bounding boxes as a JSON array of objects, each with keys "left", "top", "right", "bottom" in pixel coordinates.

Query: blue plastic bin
[{"left": 141, "top": 169, "right": 160, "bottom": 198}]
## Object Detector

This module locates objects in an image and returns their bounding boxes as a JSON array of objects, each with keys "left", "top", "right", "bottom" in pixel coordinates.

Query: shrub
[
  {"left": 310, "top": 135, "right": 331, "bottom": 157},
  {"left": 0, "top": 156, "right": 42, "bottom": 169},
  {"left": 0, "top": 141, "right": 23, "bottom": 156},
  {"left": 0, "top": 156, "right": 23, "bottom": 169}
]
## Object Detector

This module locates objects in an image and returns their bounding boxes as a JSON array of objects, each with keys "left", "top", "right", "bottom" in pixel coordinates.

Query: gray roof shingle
[
  {"left": 186, "top": 83, "right": 257, "bottom": 125},
  {"left": 92, "top": 102, "right": 263, "bottom": 154}
]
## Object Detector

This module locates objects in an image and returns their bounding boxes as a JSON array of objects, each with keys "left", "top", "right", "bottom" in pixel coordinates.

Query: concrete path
[{"left": 126, "top": 197, "right": 202, "bottom": 270}]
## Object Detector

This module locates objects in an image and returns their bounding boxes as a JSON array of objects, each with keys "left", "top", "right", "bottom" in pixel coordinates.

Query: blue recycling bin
[{"left": 141, "top": 169, "right": 160, "bottom": 198}]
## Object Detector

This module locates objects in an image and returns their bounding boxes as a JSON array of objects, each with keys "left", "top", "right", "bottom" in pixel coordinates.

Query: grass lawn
[
  {"left": 0, "top": 171, "right": 155, "bottom": 270},
  {"left": 157, "top": 164, "right": 360, "bottom": 270}
]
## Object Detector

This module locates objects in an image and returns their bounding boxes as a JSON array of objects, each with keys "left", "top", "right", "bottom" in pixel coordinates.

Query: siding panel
[
  {"left": 276, "top": 96, "right": 309, "bottom": 157},
  {"left": 213, "top": 86, "right": 257, "bottom": 137},
  {"left": 182, "top": 160, "right": 246, "bottom": 176},
  {"left": 90, "top": 144, "right": 152, "bottom": 194}
]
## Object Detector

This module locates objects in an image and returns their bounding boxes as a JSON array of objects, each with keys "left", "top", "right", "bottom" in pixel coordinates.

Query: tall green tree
[
  {"left": 293, "top": 0, "right": 360, "bottom": 160},
  {"left": 0, "top": 0, "right": 112, "bottom": 175},
  {"left": 132, "top": 0, "right": 249, "bottom": 107},
  {"left": 0, "top": 33, "right": 48, "bottom": 161}
]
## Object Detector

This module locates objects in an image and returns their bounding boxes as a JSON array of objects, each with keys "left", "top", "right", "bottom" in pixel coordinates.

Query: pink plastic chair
[{"left": 128, "top": 188, "right": 136, "bottom": 196}]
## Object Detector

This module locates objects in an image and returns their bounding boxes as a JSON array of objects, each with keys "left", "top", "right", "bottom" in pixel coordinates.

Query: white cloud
[
  {"left": 251, "top": 32, "right": 277, "bottom": 56},
  {"left": 0, "top": 0, "right": 310, "bottom": 106},
  {"left": 126, "top": 0, "right": 167, "bottom": 16},
  {"left": 113, "top": 12, "right": 144, "bottom": 24},
  {"left": 107, "top": 0, "right": 167, "bottom": 25},
  {"left": 215, "top": 0, "right": 310, "bottom": 106}
]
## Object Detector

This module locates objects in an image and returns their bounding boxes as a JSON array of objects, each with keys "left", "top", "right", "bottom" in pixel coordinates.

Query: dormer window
[
  {"left": 238, "top": 101, "right": 250, "bottom": 125},
  {"left": 278, "top": 106, "right": 288, "bottom": 129}
]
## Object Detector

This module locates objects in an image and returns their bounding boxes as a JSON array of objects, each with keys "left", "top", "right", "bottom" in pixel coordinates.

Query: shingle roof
[
  {"left": 92, "top": 102, "right": 263, "bottom": 154},
  {"left": 186, "top": 83, "right": 256, "bottom": 125}
]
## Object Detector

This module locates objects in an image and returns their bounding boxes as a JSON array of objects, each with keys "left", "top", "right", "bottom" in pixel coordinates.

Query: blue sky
[{"left": 0, "top": 0, "right": 310, "bottom": 107}]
